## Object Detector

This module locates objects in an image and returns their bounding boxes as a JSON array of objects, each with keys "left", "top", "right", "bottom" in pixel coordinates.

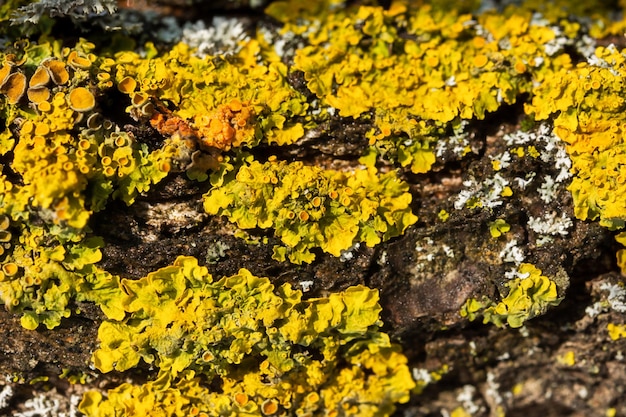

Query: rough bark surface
[{"left": 1, "top": 2, "right": 626, "bottom": 417}]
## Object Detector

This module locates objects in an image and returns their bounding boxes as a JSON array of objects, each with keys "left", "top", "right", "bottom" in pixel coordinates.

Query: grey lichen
[{"left": 11, "top": 0, "right": 116, "bottom": 25}]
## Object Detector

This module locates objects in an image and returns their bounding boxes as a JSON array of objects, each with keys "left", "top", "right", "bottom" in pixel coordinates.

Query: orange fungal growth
[
  {"left": 68, "top": 87, "right": 95, "bottom": 112},
  {"left": 2, "top": 72, "right": 27, "bottom": 104},
  {"left": 150, "top": 112, "right": 198, "bottom": 139}
]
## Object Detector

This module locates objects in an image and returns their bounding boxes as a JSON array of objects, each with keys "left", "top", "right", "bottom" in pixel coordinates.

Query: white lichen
[
  {"left": 528, "top": 211, "right": 573, "bottom": 244},
  {"left": 484, "top": 371, "right": 509, "bottom": 409},
  {"left": 181, "top": 17, "right": 251, "bottom": 57},
  {"left": 412, "top": 368, "right": 433, "bottom": 385},
  {"left": 14, "top": 394, "right": 60, "bottom": 417},
  {"left": 586, "top": 282, "right": 626, "bottom": 317},
  {"left": 500, "top": 239, "right": 525, "bottom": 265},
  {"left": 457, "top": 385, "right": 483, "bottom": 415},
  {"left": 299, "top": 280, "right": 314, "bottom": 293},
  {"left": 340, "top": 242, "right": 361, "bottom": 262},
  {"left": 436, "top": 120, "right": 471, "bottom": 158},
  {"left": 538, "top": 176, "right": 559, "bottom": 204},
  {"left": 0, "top": 385, "right": 13, "bottom": 410},
  {"left": 454, "top": 173, "right": 510, "bottom": 210}
]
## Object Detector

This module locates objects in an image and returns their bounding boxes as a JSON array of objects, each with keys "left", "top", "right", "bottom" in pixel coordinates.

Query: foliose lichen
[
  {"left": 2, "top": 0, "right": 626, "bottom": 413},
  {"left": 80, "top": 256, "right": 415, "bottom": 417},
  {"left": 204, "top": 155, "right": 417, "bottom": 264},
  {"left": 460, "top": 263, "right": 561, "bottom": 328}
]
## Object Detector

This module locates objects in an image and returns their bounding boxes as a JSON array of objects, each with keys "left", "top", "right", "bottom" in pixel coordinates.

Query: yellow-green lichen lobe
[
  {"left": 81, "top": 256, "right": 415, "bottom": 417},
  {"left": 460, "top": 263, "right": 561, "bottom": 328}
]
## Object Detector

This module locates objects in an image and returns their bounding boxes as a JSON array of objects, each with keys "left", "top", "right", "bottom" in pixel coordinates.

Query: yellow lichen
[
  {"left": 26, "top": 86, "right": 50, "bottom": 103},
  {"left": 81, "top": 256, "right": 415, "bottom": 417},
  {"left": 461, "top": 263, "right": 561, "bottom": 328},
  {"left": 68, "top": 87, "right": 95, "bottom": 112},
  {"left": 2, "top": 71, "right": 26, "bottom": 104},
  {"left": 29, "top": 65, "right": 50, "bottom": 88},
  {"left": 43, "top": 59, "right": 70, "bottom": 85},
  {"left": 608, "top": 323, "right": 626, "bottom": 341},
  {"left": 204, "top": 157, "right": 417, "bottom": 263}
]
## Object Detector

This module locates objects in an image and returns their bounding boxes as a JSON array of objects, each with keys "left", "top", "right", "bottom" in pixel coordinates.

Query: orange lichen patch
[
  {"left": 37, "top": 101, "right": 51, "bottom": 112},
  {"left": 194, "top": 99, "right": 256, "bottom": 151},
  {"left": 0, "top": 64, "right": 11, "bottom": 88},
  {"left": 514, "top": 60, "right": 527, "bottom": 74},
  {"left": 473, "top": 54, "right": 489, "bottom": 67},
  {"left": 29, "top": 66, "right": 51, "bottom": 88},
  {"left": 68, "top": 87, "right": 95, "bottom": 112},
  {"left": 67, "top": 50, "right": 92, "bottom": 69},
  {"left": 34, "top": 123, "right": 50, "bottom": 136},
  {"left": 118, "top": 76, "right": 137, "bottom": 94},
  {"left": 0, "top": 215, "right": 9, "bottom": 231},
  {"left": 27, "top": 87, "right": 51, "bottom": 104},
  {"left": 0, "top": 230, "right": 11, "bottom": 243},
  {"left": 150, "top": 112, "right": 198, "bottom": 139},
  {"left": 2, "top": 263, "right": 19, "bottom": 277},
  {"left": 261, "top": 399, "right": 279, "bottom": 415},
  {"left": 131, "top": 92, "right": 149, "bottom": 106},
  {"left": 2, "top": 72, "right": 27, "bottom": 104},
  {"left": 234, "top": 393, "right": 249, "bottom": 407},
  {"left": 43, "top": 60, "right": 70, "bottom": 85}
]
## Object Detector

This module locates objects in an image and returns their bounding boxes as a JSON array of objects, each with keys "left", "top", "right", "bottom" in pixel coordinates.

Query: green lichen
[{"left": 81, "top": 256, "right": 415, "bottom": 417}]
